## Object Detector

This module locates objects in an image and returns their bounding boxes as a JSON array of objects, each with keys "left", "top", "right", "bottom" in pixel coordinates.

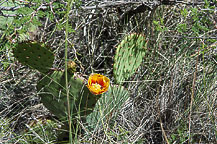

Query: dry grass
[{"left": 0, "top": 0, "right": 216, "bottom": 143}]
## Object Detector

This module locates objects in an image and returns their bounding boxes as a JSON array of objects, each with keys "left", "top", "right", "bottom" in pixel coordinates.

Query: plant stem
[{"left": 65, "top": 0, "right": 73, "bottom": 143}]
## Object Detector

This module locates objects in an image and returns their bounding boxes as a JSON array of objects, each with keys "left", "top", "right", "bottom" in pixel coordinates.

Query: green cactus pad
[
  {"left": 86, "top": 85, "right": 129, "bottom": 130},
  {"left": 13, "top": 41, "right": 54, "bottom": 74},
  {"left": 114, "top": 34, "right": 147, "bottom": 84},
  {"left": 37, "top": 71, "right": 101, "bottom": 122}
]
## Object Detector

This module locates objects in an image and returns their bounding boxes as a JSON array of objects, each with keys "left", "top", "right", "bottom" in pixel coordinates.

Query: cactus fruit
[
  {"left": 86, "top": 85, "right": 129, "bottom": 130},
  {"left": 67, "top": 60, "right": 77, "bottom": 74},
  {"left": 114, "top": 33, "right": 147, "bottom": 84},
  {"left": 37, "top": 71, "right": 102, "bottom": 121},
  {"left": 13, "top": 41, "right": 54, "bottom": 74}
]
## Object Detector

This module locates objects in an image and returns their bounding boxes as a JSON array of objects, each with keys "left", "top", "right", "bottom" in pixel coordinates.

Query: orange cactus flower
[{"left": 87, "top": 73, "right": 110, "bottom": 95}]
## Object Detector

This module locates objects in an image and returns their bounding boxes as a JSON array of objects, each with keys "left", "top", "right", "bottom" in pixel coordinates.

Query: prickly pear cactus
[
  {"left": 37, "top": 71, "right": 101, "bottom": 121},
  {"left": 13, "top": 41, "right": 54, "bottom": 74},
  {"left": 114, "top": 34, "right": 147, "bottom": 84},
  {"left": 86, "top": 85, "right": 129, "bottom": 130}
]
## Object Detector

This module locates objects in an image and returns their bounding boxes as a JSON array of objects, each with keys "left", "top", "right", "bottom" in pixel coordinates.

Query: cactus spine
[{"left": 13, "top": 41, "right": 54, "bottom": 74}]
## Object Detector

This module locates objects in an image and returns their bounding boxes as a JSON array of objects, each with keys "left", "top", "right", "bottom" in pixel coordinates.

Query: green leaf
[
  {"left": 177, "top": 23, "right": 187, "bottom": 33},
  {"left": 37, "top": 10, "right": 46, "bottom": 18},
  {"left": 181, "top": 8, "right": 188, "bottom": 18},
  {"left": 32, "top": 17, "right": 42, "bottom": 26},
  {"left": 17, "top": 7, "right": 33, "bottom": 15}
]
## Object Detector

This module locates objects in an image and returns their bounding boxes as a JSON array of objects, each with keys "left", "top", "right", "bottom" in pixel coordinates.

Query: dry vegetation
[{"left": 0, "top": 0, "right": 216, "bottom": 143}]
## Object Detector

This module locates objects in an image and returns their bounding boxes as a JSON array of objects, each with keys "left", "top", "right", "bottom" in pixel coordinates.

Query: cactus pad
[
  {"left": 86, "top": 85, "right": 129, "bottom": 130},
  {"left": 37, "top": 71, "right": 101, "bottom": 121},
  {"left": 114, "top": 34, "right": 147, "bottom": 84},
  {"left": 13, "top": 41, "right": 54, "bottom": 74}
]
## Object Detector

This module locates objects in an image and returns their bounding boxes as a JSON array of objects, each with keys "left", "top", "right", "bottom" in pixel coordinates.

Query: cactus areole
[
  {"left": 87, "top": 73, "right": 110, "bottom": 95},
  {"left": 13, "top": 41, "right": 54, "bottom": 74},
  {"left": 37, "top": 72, "right": 104, "bottom": 121},
  {"left": 114, "top": 33, "right": 147, "bottom": 84}
]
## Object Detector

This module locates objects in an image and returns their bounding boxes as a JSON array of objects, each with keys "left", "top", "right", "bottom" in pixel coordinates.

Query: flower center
[{"left": 92, "top": 83, "right": 102, "bottom": 90}]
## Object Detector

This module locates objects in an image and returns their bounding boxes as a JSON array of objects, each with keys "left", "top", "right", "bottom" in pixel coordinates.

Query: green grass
[
  {"left": 0, "top": 0, "right": 216, "bottom": 143},
  {"left": 0, "top": 1, "right": 16, "bottom": 30}
]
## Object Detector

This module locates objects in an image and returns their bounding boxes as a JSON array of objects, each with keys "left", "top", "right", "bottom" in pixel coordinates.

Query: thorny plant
[{"left": 0, "top": 0, "right": 216, "bottom": 143}]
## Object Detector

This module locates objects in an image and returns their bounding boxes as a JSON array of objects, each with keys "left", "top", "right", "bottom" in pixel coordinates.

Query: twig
[
  {"left": 0, "top": 5, "right": 23, "bottom": 11},
  {"left": 164, "top": 36, "right": 217, "bottom": 39},
  {"left": 156, "top": 76, "right": 169, "bottom": 144},
  {"left": 81, "top": 0, "right": 216, "bottom": 10},
  {"left": 188, "top": 45, "right": 200, "bottom": 143},
  {"left": 119, "top": 3, "right": 152, "bottom": 24},
  {"left": 159, "top": 117, "right": 170, "bottom": 144},
  {"left": 0, "top": 12, "right": 19, "bottom": 17},
  {"left": 81, "top": 1, "right": 142, "bottom": 10}
]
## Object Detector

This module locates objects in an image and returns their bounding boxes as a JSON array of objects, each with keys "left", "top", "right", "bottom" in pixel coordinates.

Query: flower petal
[{"left": 87, "top": 73, "right": 110, "bottom": 95}]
